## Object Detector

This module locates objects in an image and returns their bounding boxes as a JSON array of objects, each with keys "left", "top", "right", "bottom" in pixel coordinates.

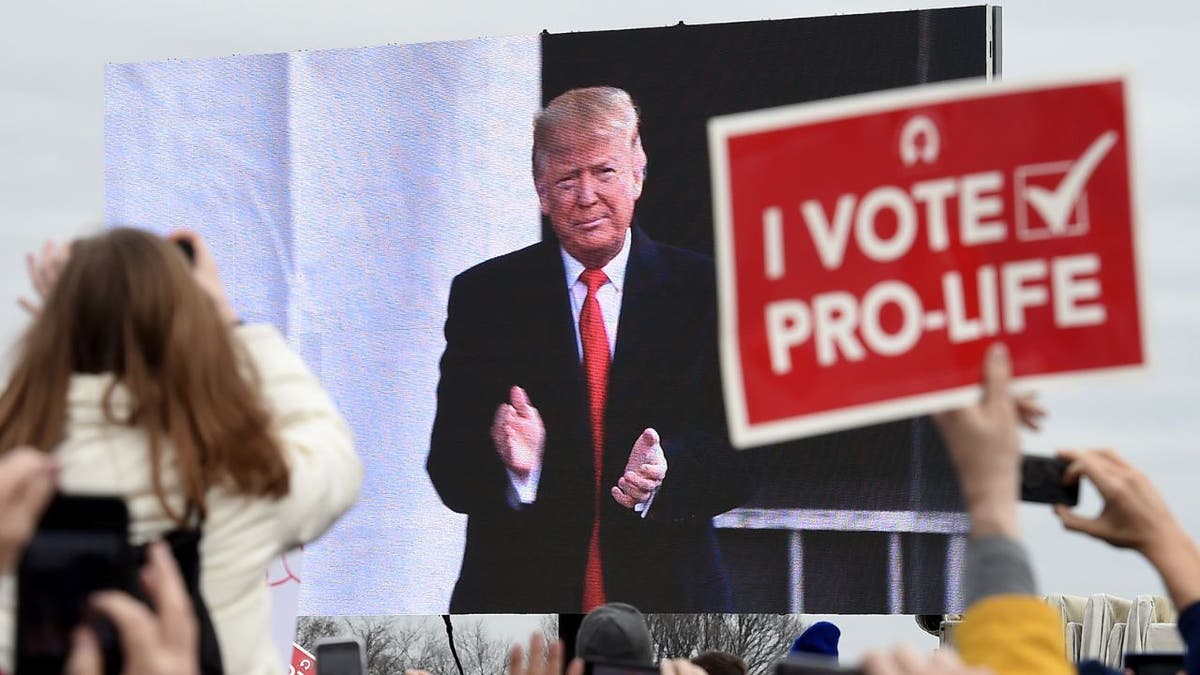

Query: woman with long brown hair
[{"left": 0, "top": 228, "right": 361, "bottom": 675}]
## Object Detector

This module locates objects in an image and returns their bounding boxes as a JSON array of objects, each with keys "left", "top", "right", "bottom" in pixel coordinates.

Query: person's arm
[
  {"left": 1053, "top": 448, "right": 1200, "bottom": 674},
  {"left": 0, "top": 448, "right": 58, "bottom": 575},
  {"left": 0, "top": 448, "right": 57, "bottom": 675},
  {"left": 933, "top": 344, "right": 1071, "bottom": 675},
  {"left": 235, "top": 324, "right": 362, "bottom": 547},
  {"left": 173, "top": 229, "right": 362, "bottom": 546},
  {"left": 628, "top": 282, "right": 758, "bottom": 522},
  {"left": 428, "top": 273, "right": 541, "bottom": 514}
]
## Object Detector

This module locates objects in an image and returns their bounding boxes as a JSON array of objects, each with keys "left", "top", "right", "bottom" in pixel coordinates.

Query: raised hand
[
  {"left": 491, "top": 386, "right": 546, "bottom": 475},
  {"left": 1054, "top": 449, "right": 1178, "bottom": 552},
  {"left": 611, "top": 428, "right": 667, "bottom": 509},
  {"left": 932, "top": 344, "right": 1026, "bottom": 539},
  {"left": 1054, "top": 448, "right": 1200, "bottom": 618},
  {"left": 506, "top": 632, "right": 564, "bottom": 675},
  {"left": 18, "top": 239, "right": 71, "bottom": 315},
  {"left": 167, "top": 230, "right": 238, "bottom": 326},
  {"left": 0, "top": 447, "right": 58, "bottom": 574}
]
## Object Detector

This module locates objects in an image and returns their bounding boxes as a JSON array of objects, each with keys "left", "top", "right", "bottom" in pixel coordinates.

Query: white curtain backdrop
[{"left": 104, "top": 36, "right": 542, "bottom": 644}]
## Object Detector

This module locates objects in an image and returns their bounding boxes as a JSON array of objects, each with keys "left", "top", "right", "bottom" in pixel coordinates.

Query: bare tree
[
  {"left": 413, "top": 621, "right": 460, "bottom": 675},
  {"left": 540, "top": 614, "right": 560, "bottom": 645},
  {"left": 455, "top": 618, "right": 509, "bottom": 675},
  {"left": 646, "top": 614, "right": 807, "bottom": 675},
  {"left": 294, "top": 615, "right": 345, "bottom": 653}
]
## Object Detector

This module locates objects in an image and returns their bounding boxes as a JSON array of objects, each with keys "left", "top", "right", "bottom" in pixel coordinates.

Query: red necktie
[{"left": 579, "top": 268, "right": 610, "bottom": 611}]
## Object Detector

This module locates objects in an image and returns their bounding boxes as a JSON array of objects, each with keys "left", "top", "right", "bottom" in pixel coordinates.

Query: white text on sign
[{"left": 760, "top": 130, "right": 1117, "bottom": 373}]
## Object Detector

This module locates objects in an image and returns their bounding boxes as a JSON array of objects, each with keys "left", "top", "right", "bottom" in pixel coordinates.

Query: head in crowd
[
  {"left": 691, "top": 650, "right": 748, "bottom": 675},
  {"left": 532, "top": 86, "right": 647, "bottom": 270},
  {"left": 790, "top": 621, "right": 841, "bottom": 662},
  {"left": 0, "top": 227, "right": 289, "bottom": 523},
  {"left": 575, "top": 602, "right": 655, "bottom": 665}
]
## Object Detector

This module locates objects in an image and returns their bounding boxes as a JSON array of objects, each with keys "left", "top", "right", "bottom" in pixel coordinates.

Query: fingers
[
  {"left": 1053, "top": 503, "right": 1102, "bottom": 537},
  {"left": 1015, "top": 393, "right": 1046, "bottom": 431},
  {"left": 492, "top": 403, "right": 514, "bottom": 453},
  {"left": 1060, "top": 451, "right": 1126, "bottom": 495},
  {"left": 507, "top": 634, "right": 561, "bottom": 675},
  {"left": 660, "top": 658, "right": 706, "bottom": 675},
  {"left": 979, "top": 343, "right": 1012, "bottom": 410},
  {"left": 620, "top": 471, "right": 659, "bottom": 494},
  {"left": 862, "top": 649, "right": 902, "bottom": 675},
  {"left": 143, "top": 540, "right": 198, "bottom": 650},
  {"left": 167, "top": 230, "right": 212, "bottom": 266},
  {"left": 636, "top": 463, "right": 667, "bottom": 482},
  {"left": 0, "top": 448, "right": 59, "bottom": 572},
  {"left": 507, "top": 643, "right": 526, "bottom": 675},
  {"left": 22, "top": 240, "right": 71, "bottom": 315},
  {"left": 89, "top": 590, "right": 161, "bottom": 659},
  {"left": 611, "top": 486, "right": 637, "bottom": 508},
  {"left": 546, "top": 638, "right": 563, "bottom": 675},
  {"left": 17, "top": 296, "right": 39, "bottom": 315},
  {"left": 64, "top": 625, "right": 104, "bottom": 675},
  {"left": 639, "top": 428, "right": 660, "bottom": 448},
  {"left": 511, "top": 386, "right": 533, "bottom": 415},
  {"left": 527, "top": 633, "right": 546, "bottom": 672},
  {"left": 566, "top": 658, "right": 586, "bottom": 675},
  {"left": 862, "top": 646, "right": 982, "bottom": 675}
]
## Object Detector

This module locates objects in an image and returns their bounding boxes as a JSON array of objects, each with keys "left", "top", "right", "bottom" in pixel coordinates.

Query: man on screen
[{"left": 428, "top": 86, "right": 755, "bottom": 612}]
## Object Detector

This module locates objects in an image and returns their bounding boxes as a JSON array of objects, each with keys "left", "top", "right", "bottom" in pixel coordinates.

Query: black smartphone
[
  {"left": 1124, "top": 652, "right": 1184, "bottom": 675},
  {"left": 16, "top": 494, "right": 135, "bottom": 675},
  {"left": 1020, "top": 454, "right": 1079, "bottom": 506},
  {"left": 175, "top": 238, "right": 196, "bottom": 265},
  {"left": 583, "top": 661, "right": 660, "bottom": 675},
  {"left": 315, "top": 637, "right": 366, "bottom": 675},
  {"left": 775, "top": 656, "right": 864, "bottom": 674}
]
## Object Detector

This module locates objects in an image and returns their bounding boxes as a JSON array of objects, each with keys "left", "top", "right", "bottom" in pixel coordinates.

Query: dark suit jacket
[{"left": 427, "top": 227, "right": 756, "bottom": 612}]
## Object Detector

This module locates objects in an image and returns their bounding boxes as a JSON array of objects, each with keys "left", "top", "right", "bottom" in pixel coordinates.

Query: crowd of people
[{"left": 0, "top": 86, "right": 1196, "bottom": 675}]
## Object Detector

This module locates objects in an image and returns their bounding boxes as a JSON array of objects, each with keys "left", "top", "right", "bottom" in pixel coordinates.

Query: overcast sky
[{"left": 2, "top": 0, "right": 1198, "bottom": 665}]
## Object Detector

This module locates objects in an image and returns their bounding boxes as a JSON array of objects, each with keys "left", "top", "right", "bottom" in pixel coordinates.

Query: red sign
[
  {"left": 709, "top": 75, "right": 1145, "bottom": 447},
  {"left": 290, "top": 643, "right": 316, "bottom": 675}
]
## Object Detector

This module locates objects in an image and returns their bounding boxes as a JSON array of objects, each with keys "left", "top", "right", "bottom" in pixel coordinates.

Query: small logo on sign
[{"left": 899, "top": 115, "right": 940, "bottom": 166}]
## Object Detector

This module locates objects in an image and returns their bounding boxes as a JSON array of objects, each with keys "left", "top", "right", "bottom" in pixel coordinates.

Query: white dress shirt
[{"left": 506, "top": 229, "right": 653, "bottom": 515}]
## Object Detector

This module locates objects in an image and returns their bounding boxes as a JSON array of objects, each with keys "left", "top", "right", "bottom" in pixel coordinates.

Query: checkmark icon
[{"left": 1024, "top": 130, "right": 1118, "bottom": 234}]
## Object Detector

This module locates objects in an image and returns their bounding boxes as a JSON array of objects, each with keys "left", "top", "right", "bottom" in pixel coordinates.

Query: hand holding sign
[{"left": 710, "top": 76, "right": 1143, "bottom": 447}]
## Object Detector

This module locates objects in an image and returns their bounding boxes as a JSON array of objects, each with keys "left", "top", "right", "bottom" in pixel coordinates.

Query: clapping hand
[
  {"left": 492, "top": 386, "right": 546, "bottom": 476},
  {"left": 611, "top": 428, "right": 667, "bottom": 509}
]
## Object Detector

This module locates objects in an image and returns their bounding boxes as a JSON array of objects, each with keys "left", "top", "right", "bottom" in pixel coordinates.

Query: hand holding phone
[
  {"left": 17, "top": 495, "right": 135, "bottom": 674},
  {"left": 1020, "top": 454, "right": 1079, "bottom": 506},
  {"left": 315, "top": 637, "right": 366, "bottom": 675}
]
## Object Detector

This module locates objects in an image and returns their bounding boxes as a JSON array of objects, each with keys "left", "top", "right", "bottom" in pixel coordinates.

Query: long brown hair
[{"left": 0, "top": 228, "right": 289, "bottom": 523}]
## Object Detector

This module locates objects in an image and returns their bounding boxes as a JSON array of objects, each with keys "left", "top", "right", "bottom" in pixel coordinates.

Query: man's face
[{"left": 536, "top": 122, "right": 644, "bottom": 269}]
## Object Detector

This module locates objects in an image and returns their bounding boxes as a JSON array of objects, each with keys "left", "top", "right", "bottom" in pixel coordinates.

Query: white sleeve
[
  {"left": 235, "top": 324, "right": 363, "bottom": 549},
  {"left": 505, "top": 465, "right": 542, "bottom": 507}
]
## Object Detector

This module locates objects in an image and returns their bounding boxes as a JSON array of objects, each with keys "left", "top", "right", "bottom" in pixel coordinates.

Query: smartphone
[
  {"left": 583, "top": 661, "right": 660, "bottom": 675},
  {"left": 175, "top": 238, "right": 196, "bottom": 265},
  {"left": 1124, "top": 652, "right": 1184, "bottom": 675},
  {"left": 775, "top": 656, "right": 863, "bottom": 674},
  {"left": 16, "top": 495, "right": 135, "bottom": 675},
  {"left": 315, "top": 637, "right": 366, "bottom": 675},
  {"left": 1020, "top": 454, "right": 1079, "bottom": 506}
]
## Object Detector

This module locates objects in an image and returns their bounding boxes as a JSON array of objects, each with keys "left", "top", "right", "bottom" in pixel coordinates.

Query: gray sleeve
[{"left": 963, "top": 534, "right": 1038, "bottom": 606}]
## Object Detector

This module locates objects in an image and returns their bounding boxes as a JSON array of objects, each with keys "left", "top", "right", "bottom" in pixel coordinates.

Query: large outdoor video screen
[{"left": 105, "top": 7, "right": 996, "bottom": 614}]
